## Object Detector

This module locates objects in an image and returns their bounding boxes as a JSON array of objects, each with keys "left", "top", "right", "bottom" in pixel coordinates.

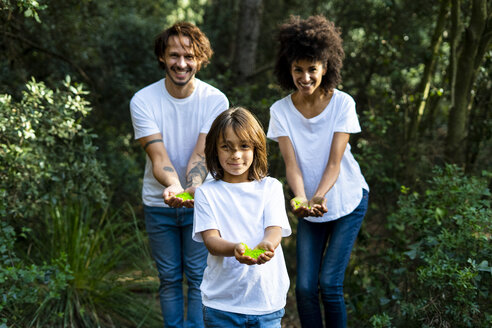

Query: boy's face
[
  {"left": 160, "top": 35, "right": 199, "bottom": 87},
  {"left": 217, "top": 127, "right": 254, "bottom": 183}
]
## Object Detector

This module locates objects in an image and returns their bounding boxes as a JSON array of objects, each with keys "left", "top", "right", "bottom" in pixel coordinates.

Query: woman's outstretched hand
[
  {"left": 290, "top": 196, "right": 311, "bottom": 217},
  {"left": 309, "top": 196, "right": 328, "bottom": 217}
]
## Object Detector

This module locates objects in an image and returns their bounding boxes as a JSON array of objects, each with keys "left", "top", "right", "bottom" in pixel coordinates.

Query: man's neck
[{"left": 165, "top": 78, "right": 196, "bottom": 99}]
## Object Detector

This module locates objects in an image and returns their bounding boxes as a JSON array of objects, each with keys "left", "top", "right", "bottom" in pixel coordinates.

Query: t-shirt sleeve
[
  {"left": 333, "top": 97, "right": 361, "bottom": 133},
  {"left": 266, "top": 106, "right": 288, "bottom": 142},
  {"left": 263, "top": 179, "right": 292, "bottom": 237},
  {"left": 129, "top": 94, "right": 160, "bottom": 139},
  {"left": 200, "top": 94, "right": 229, "bottom": 134},
  {"left": 193, "top": 187, "right": 219, "bottom": 242}
]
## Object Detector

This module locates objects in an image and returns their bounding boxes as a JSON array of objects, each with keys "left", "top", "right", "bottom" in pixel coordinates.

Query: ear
[
  {"left": 158, "top": 56, "right": 166, "bottom": 64},
  {"left": 322, "top": 65, "right": 328, "bottom": 76}
]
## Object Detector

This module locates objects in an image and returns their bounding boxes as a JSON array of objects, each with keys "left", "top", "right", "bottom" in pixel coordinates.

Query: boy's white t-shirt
[
  {"left": 267, "top": 89, "right": 369, "bottom": 222},
  {"left": 193, "top": 177, "right": 292, "bottom": 315},
  {"left": 130, "top": 78, "right": 229, "bottom": 207}
]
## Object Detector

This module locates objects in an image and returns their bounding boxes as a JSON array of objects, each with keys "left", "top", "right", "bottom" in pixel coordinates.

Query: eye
[
  {"left": 241, "top": 144, "right": 251, "bottom": 149},
  {"left": 185, "top": 55, "right": 194, "bottom": 60}
]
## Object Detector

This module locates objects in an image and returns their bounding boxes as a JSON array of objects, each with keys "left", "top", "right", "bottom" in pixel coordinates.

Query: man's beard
[{"left": 165, "top": 65, "right": 196, "bottom": 86}]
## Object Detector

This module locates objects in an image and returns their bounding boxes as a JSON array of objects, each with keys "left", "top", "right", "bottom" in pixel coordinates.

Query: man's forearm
[
  {"left": 185, "top": 152, "right": 207, "bottom": 188},
  {"left": 153, "top": 163, "right": 181, "bottom": 188}
]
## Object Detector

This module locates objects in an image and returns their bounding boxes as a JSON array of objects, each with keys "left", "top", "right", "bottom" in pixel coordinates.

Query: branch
[
  {"left": 4, "top": 31, "right": 91, "bottom": 83},
  {"left": 473, "top": 14, "right": 492, "bottom": 71}
]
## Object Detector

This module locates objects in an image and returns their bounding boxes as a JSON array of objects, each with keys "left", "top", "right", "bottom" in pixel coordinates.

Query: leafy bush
[
  {"left": 0, "top": 220, "right": 71, "bottom": 326},
  {"left": 0, "top": 77, "right": 160, "bottom": 327},
  {"left": 0, "top": 77, "right": 108, "bottom": 221},
  {"left": 366, "top": 165, "right": 491, "bottom": 327},
  {"left": 2, "top": 200, "right": 160, "bottom": 327}
]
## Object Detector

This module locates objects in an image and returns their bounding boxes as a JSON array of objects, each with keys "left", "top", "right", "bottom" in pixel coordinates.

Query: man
[{"left": 130, "top": 22, "right": 229, "bottom": 328}]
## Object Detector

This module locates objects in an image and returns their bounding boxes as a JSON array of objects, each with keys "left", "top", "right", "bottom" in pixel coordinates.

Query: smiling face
[
  {"left": 160, "top": 35, "right": 199, "bottom": 88},
  {"left": 217, "top": 126, "right": 254, "bottom": 183},
  {"left": 290, "top": 59, "right": 327, "bottom": 96}
]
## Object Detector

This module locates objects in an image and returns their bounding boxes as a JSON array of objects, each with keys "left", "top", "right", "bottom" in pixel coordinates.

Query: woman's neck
[{"left": 292, "top": 88, "right": 334, "bottom": 119}]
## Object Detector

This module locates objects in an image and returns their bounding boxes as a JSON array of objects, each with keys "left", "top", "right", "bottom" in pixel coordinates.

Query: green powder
[
  {"left": 176, "top": 192, "right": 193, "bottom": 200},
  {"left": 240, "top": 242, "right": 266, "bottom": 259},
  {"left": 293, "top": 198, "right": 311, "bottom": 210}
]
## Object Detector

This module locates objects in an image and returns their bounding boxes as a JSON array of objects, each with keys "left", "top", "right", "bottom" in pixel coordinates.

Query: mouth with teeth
[
  {"left": 172, "top": 67, "right": 191, "bottom": 76},
  {"left": 298, "top": 81, "right": 315, "bottom": 91}
]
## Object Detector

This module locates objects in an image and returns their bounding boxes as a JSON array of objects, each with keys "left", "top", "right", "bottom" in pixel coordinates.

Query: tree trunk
[
  {"left": 232, "top": 0, "right": 263, "bottom": 84},
  {"left": 445, "top": 0, "right": 490, "bottom": 164},
  {"left": 407, "top": 0, "right": 449, "bottom": 142}
]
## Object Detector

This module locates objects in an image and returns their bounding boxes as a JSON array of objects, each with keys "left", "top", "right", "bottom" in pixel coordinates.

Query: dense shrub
[
  {"left": 0, "top": 78, "right": 160, "bottom": 327},
  {"left": 0, "top": 220, "right": 71, "bottom": 326},
  {"left": 0, "top": 77, "right": 108, "bottom": 221},
  {"left": 350, "top": 165, "right": 491, "bottom": 327}
]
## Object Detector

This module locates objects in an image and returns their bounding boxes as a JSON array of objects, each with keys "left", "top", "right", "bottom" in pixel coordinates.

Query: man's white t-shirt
[
  {"left": 267, "top": 89, "right": 369, "bottom": 222},
  {"left": 130, "top": 78, "right": 229, "bottom": 207},
  {"left": 193, "top": 177, "right": 291, "bottom": 315}
]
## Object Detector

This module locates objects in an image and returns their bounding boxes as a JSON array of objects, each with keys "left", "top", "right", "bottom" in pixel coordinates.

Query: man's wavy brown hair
[
  {"left": 154, "top": 21, "right": 213, "bottom": 71},
  {"left": 274, "top": 15, "right": 345, "bottom": 93},
  {"left": 205, "top": 107, "right": 268, "bottom": 182}
]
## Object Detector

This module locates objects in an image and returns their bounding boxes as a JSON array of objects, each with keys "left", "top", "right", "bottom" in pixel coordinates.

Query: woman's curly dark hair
[{"left": 274, "top": 15, "right": 344, "bottom": 93}]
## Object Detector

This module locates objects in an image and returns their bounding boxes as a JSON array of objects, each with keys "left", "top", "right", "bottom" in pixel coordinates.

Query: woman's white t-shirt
[
  {"left": 193, "top": 177, "right": 291, "bottom": 315},
  {"left": 267, "top": 89, "right": 369, "bottom": 222},
  {"left": 130, "top": 78, "right": 228, "bottom": 207}
]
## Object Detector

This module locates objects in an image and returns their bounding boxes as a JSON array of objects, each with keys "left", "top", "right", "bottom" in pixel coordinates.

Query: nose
[
  {"left": 301, "top": 72, "right": 310, "bottom": 82},
  {"left": 176, "top": 56, "right": 187, "bottom": 68},
  {"left": 231, "top": 149, "right": 240, "bottom": 159}
]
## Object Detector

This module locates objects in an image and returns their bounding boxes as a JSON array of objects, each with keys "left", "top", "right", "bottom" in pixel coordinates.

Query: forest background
[{"left": 1, "top": 0, "right": 491, "bottom": 327}]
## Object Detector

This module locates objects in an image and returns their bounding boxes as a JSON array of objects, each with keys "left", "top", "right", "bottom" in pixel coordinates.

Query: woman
[{"left": 267, "top": 15, "right": 369, "bottom": 328}]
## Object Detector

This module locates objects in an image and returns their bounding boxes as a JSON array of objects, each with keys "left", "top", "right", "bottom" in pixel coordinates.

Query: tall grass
[{"left": 23, "top": 199, "right": 161, "bottom": 328}]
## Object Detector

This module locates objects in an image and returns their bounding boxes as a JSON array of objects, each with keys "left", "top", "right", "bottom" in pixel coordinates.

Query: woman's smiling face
[{"left": 290, "top": 59, "right": 326, "bottom": 96}]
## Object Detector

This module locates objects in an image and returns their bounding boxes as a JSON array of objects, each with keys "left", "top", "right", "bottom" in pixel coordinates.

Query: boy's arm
[
  {"left": 201, "top": 229, "right": 262, "bottom": 266},
  {"left": 201, "top": 229, "right": 237, "bottom": 257},
  {"left": 255, "top": 226, "right": 282, "bottom": 265}
]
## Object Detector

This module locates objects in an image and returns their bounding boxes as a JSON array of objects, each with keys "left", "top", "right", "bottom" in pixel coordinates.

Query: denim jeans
[
  {"left": 144, "top": 205, "right": 208, "bottom": 328},
  {"left": 203, "top": 306, "right": 285, "bottom": 328},
  {"left": 295, "top": 189, "right": 369, "bottom": 328}
]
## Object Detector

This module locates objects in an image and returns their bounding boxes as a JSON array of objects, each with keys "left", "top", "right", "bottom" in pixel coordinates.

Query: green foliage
[
  {"left": 0, "top": 220, "right": 71, "bottom": 326},
  {"left": 5, "top": 200, "right": 161, "bottom": 327},
  {"left": 353, "top": 165, "right": 491, "bottom": 327},
  {"left": 369, "top": 313, "right": 393, "bottom": 328},
  {"left": 0, "top": 77, "right": 108, "bottom": 220},
  {"left": 1, "top": 0, "right": 47, "bottom": 22}
]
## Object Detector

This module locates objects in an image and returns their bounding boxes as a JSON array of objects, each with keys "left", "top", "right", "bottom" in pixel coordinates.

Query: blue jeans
[
  {"left": 296, "top": 189, "right": 369, "bottom": 328},
  {"left": 144, "top": 205, "right": 208, "bottom": 328},
  {"left": 203, "top": 306, "right": 285, "bottom": 328}
]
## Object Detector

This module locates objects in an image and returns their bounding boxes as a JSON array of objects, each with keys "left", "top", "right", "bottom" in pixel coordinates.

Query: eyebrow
[
  {"left": 220, "top": 139, "right": 252, "bottom": 145},
  {"left": 169, "top": 51, "right": 194, "bottom": 56},
  {"left": 293, "top": 64, "right": 317, "bottom": 68}
]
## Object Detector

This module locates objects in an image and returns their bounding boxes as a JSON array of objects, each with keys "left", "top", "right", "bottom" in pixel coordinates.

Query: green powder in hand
[
  {"left": 293, "top": 198, "right": 311, "bottom": 210},
  {"left": 176, "top": 192, "right": 193, "bottom": 200},
  {"left": 240, "top": 242, "right": 266, "bottom": 259}
]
